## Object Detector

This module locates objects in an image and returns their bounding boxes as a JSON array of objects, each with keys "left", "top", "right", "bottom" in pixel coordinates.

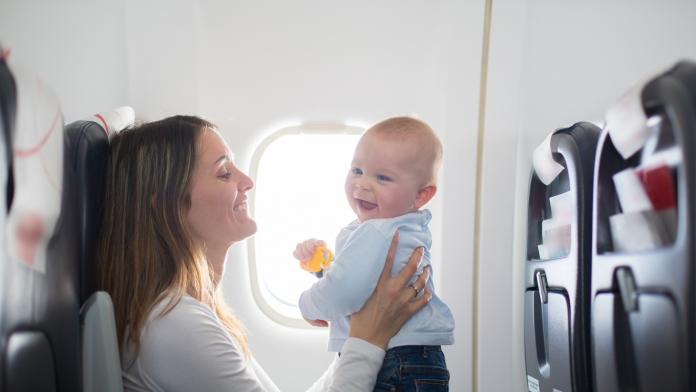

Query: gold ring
[{"left": 410, "top": 284, "right": 420, "bottom": 298}]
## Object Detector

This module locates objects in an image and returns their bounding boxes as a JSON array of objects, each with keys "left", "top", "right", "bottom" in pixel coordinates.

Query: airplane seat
[
  {"left": 591, "top": 60, "right": 696, "bottom": 392},
  {"left": 1, "top": 59, "right": 80, "bottom": 391},
  {"left": 65, "top": 107, "right": 134, "bottom": 304},
  {"left": 64, "top": 106, "right": 133, "bottom": 392},
  {"left": 524, "top": 122, "right": 600, "bottom": 392}
]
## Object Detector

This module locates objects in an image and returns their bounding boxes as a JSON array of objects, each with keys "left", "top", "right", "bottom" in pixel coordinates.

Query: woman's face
[{"left": 187, "top": 129, "right": 256, "bottom": 249}]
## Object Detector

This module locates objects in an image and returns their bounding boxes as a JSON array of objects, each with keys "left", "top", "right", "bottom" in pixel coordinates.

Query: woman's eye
[
  {"left": 377, "top": 174, "right": 392, "bottom": 182},
  {"left": 351, "top": 168, "right": 363, "bottom": 175},
  {"left": 219, "top": 171, "right": 232, "bottom": 179}
]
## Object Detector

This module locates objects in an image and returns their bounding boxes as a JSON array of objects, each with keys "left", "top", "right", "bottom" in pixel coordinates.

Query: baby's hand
[
  {"left": 304, "top": 317, "right": 328, "bottom": 328},
  {"left": 293, "top": 238, "right": 326, "bottom": 265}
]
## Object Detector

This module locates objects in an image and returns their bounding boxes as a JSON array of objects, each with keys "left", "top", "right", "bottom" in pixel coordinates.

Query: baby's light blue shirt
[{"left": 298, "top": 209, "right": 455, "bottom": 352}]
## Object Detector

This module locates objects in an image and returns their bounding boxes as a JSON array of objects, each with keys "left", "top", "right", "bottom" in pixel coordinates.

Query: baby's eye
[
  {"left": 351, "top": 168, "right": 363, "bottom": 176},
  {"left": 377, "top": 174, "right": 392, "bottom": 182}
]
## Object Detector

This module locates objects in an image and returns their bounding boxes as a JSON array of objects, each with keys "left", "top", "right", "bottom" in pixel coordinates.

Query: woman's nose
[{"left": 236, "top": 169, "right": 254, "bottom": 191}]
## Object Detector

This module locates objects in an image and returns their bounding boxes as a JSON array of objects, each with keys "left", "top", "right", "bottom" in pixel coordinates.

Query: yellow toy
[{"left": 300, "top": 245, "right": 334, "bottom": 277}]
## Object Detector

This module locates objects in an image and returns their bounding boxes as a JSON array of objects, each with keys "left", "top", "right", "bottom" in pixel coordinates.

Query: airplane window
[{"left": 248, "top": 124, "right": 362, "bottom": 327}]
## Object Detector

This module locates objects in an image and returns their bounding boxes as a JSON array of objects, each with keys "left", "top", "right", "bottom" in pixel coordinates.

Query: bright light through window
[{"left": 249, "top": 125, "right": 362, "bottom": 325}]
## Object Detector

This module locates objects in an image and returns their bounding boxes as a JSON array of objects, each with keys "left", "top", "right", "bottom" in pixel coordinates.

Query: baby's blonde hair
[{"left": 366, "top": 116, "right": 443, "bottom": 185}]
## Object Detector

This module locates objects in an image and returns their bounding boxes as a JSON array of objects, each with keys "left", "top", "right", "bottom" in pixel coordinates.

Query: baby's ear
[{"left": 414, "top": 185, "right": 437, "bottom": 209}]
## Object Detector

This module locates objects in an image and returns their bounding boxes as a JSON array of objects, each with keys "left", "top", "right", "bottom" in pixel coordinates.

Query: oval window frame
[{"left": 247, "top": 122, "right": 364, "bottom": 327}]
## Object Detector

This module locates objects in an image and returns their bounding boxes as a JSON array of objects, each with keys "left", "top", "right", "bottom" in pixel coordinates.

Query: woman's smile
[{"left": 233, "top": 197, "right": 248, "bottom": 212}]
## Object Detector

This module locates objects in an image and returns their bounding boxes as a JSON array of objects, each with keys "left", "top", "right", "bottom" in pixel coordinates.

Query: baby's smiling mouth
[{"left": 357, "top": 199, "right": 377, "bottom": 211}]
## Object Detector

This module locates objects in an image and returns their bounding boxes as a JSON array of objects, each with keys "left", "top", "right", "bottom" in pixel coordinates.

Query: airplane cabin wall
[
  {"left": 480, "top": 0, "right": 696, "bottom": 391},
  {"left": 0, "top": 0, "right": 129, "bottom": 122}
]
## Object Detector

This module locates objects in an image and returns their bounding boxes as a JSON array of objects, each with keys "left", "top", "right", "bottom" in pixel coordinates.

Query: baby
[{"left": 294, "top": 116, "right": 454, "bottom": 390}]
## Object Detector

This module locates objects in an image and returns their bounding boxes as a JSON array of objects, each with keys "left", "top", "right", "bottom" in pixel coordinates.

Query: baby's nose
[{"left": 355, "top": 180, "right": 370, "bottom": 190}]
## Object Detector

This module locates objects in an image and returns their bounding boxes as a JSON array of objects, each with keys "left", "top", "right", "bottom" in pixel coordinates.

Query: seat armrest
[{"left": 81, "top": 291, "right": 123, "bottom": 392}]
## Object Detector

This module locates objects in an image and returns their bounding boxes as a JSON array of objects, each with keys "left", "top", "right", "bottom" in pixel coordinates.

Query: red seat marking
[
  {"left": 95, "top": 113, "right": 110, "bottom": 136},
  {"left": 15, "top": 109, "right": 61, "bottom": 158}
]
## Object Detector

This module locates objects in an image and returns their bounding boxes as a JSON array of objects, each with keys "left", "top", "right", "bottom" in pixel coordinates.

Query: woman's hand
[{"left": 348, "top": 231, "right": 432, "bottom": 349}]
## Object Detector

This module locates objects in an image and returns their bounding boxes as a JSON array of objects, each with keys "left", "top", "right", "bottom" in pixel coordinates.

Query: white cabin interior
[{"left": 2, "top": 1, "right": 695, "bottom": 391}]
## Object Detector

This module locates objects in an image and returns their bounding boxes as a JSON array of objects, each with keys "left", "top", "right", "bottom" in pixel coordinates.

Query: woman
[{"left": 97, "top": 115, "right": 432, "bottom": 391}]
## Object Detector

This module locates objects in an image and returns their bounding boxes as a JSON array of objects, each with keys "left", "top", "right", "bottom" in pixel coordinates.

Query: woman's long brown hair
[{"left": 97, "top": 115, "right": 249, "bottom": 358}]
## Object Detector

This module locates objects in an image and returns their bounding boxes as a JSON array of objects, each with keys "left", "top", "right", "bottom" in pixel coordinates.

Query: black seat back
[{"left": 65, "top": 120, "right": 109, "bottom": 304}]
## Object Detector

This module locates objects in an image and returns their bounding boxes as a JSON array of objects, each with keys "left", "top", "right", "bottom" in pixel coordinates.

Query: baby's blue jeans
[{"left": 373, "top": 345, "right": 449, "bottom": 391}]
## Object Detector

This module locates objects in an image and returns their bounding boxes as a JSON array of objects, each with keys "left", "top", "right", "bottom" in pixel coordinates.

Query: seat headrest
[
  {"left": 605, "top": 76, "right": 651, "bottom": 159},
  {"left": 87, "top": 106, "right": 134, "bottom": 139},
  {"left": 6, "top": 62, "right": 63, "bottom": 273},
  {"left": 533, "top": 130, "right": 565, "bottom": 185}
]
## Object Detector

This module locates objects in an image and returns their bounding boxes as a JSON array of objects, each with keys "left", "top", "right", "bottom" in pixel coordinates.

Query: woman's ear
[{"left": 414, "top": 185, "right": 437, "bottom": 209}]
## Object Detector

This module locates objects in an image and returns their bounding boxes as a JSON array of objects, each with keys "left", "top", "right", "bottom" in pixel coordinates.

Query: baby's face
[{"left": 344, "top": 133, "right": 426, "bottom": 222}]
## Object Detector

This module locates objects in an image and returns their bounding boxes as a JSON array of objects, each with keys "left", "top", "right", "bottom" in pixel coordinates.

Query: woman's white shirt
[{"left": 121, "top": 295, "right": 385, "bottom": 392}]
